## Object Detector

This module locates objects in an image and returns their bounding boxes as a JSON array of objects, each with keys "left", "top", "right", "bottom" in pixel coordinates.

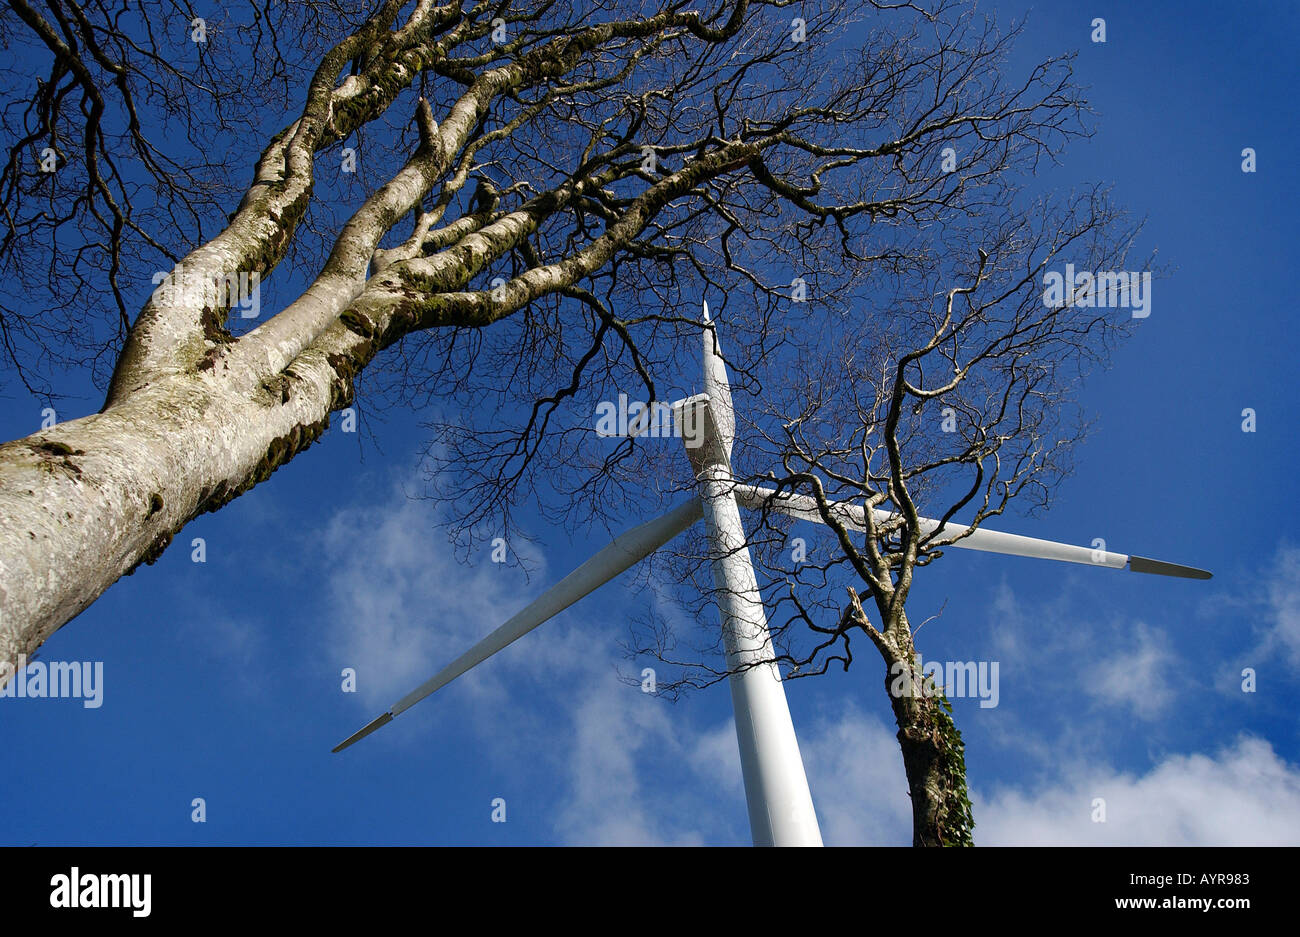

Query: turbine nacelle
[{"left": 674, "top": 393, "right": 730, "bottom": 476}]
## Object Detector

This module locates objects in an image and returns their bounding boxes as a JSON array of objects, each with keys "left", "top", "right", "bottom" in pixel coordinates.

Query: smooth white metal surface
[
  {"left": 699, "top": 463, "right": 824, "bottom": 847},
  {"left": 685, "top": 305, "right": 823, "bottom": 847},
  {"left": 701, "top": 301, "right": 735, "bottom": 461},
  {"left": 732, "top": 483, "right": 1127, "bottom": 567},
  {"left": 732, "top": 484, "right": 1210, "bottom": 577}
]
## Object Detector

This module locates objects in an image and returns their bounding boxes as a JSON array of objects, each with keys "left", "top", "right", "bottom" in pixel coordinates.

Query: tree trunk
[
  {"left": 889, "top": 681, "right": 975, "bottom": 846},
  {"left": 878, "top": 608, "right": 975, "bottom": 847},
  {"left": 0, "top": 346, "right": 349, "bottom": 679}
]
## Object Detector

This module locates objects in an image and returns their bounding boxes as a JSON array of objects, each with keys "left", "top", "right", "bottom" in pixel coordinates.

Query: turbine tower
[
  {"left": 333, "top": 300, "right": 1211, "bottom": 847},
  {"left": 688, "top": 302, "right": 821, "bottom": 845}
]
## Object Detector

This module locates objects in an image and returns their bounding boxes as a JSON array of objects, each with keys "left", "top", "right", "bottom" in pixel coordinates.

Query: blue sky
[{"left": 1, "top": 1, "right": 1299, "bottom": 845}]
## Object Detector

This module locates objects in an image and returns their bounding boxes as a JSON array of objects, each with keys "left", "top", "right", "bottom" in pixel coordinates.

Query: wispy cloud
[
  {"left": 800, "top": 702, "right": 911, "bottom": 845},
  {"left": 313, "top": 481, "right": 738, "bottom": 843},
  {"left": 970, "top": 578, "right": 1192, "bottom": 769},
  {"left": 1084, "top": 622, "right": 1176, "bottom": 719},
  {"left": 1261, "top": 545, "right": 1300, "bottom": 667},
  {"left": 1194, "top": 542, "right": 1300, "bottom": 698},
  {"left": 320, "top": 490, "right": 544, "bottom": 710},
  {"left": 553, "top": 674, "right": 711, "bottom": 846}
]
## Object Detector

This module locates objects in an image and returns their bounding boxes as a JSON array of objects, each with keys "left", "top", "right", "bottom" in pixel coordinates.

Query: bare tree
[
  {"left": 631, "top": 185, "right": 1142, "bottom": 844},
  {"left": 0, "top": 1, "right": 1137, "bottom": 845}
]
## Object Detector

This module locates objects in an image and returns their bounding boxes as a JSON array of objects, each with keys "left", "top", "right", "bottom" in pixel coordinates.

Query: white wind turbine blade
[
  {"left": 332, "top": 498, "right": 705, "bottom": 752},
  {"left": 701, "top": 301, "right": 735, "bottom": 462},
  {"left": 733, "top": 484, "right": 1212, "bottom": 579}
]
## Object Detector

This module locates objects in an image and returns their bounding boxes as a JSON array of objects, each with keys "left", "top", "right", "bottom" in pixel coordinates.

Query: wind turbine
[{"left": 333, "top": 300, "right": 1211, "bottom": 847}]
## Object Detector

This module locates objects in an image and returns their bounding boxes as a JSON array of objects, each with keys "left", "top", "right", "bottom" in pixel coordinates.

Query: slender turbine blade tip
[
  {"left": 332, "top": 711, "right": 394, "bottom": 753},
  {"left": 1127, "top": 555, "right": 1213, "bottom": 580},
  {"left": 732, "top": 484, "right": 1214, "bottom": 581}
]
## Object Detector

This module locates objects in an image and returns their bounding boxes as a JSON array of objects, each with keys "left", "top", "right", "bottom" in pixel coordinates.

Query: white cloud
[
  {"left": 983, "top": 578, "right": 1190, "bottom": 738},
  {"left": 685, "top": 719, "right": 743, "bottom": 794},
  {"left": 973, "top": 735, "right": 1300, "bottom": 845},
  {"left": 1194, "top": 542, "right": 1300, "bottom": 696},
  {"left": 794, "top": 724, "right": 1300, "bottom": 846}
]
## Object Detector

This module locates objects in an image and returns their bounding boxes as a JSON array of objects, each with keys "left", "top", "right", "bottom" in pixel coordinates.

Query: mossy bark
[
  {"left": 866, "top": 599, "right": 976, "bottom": 847},
  {"left": 889, "top": 676, "right": 976, "bottom": 847}
]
